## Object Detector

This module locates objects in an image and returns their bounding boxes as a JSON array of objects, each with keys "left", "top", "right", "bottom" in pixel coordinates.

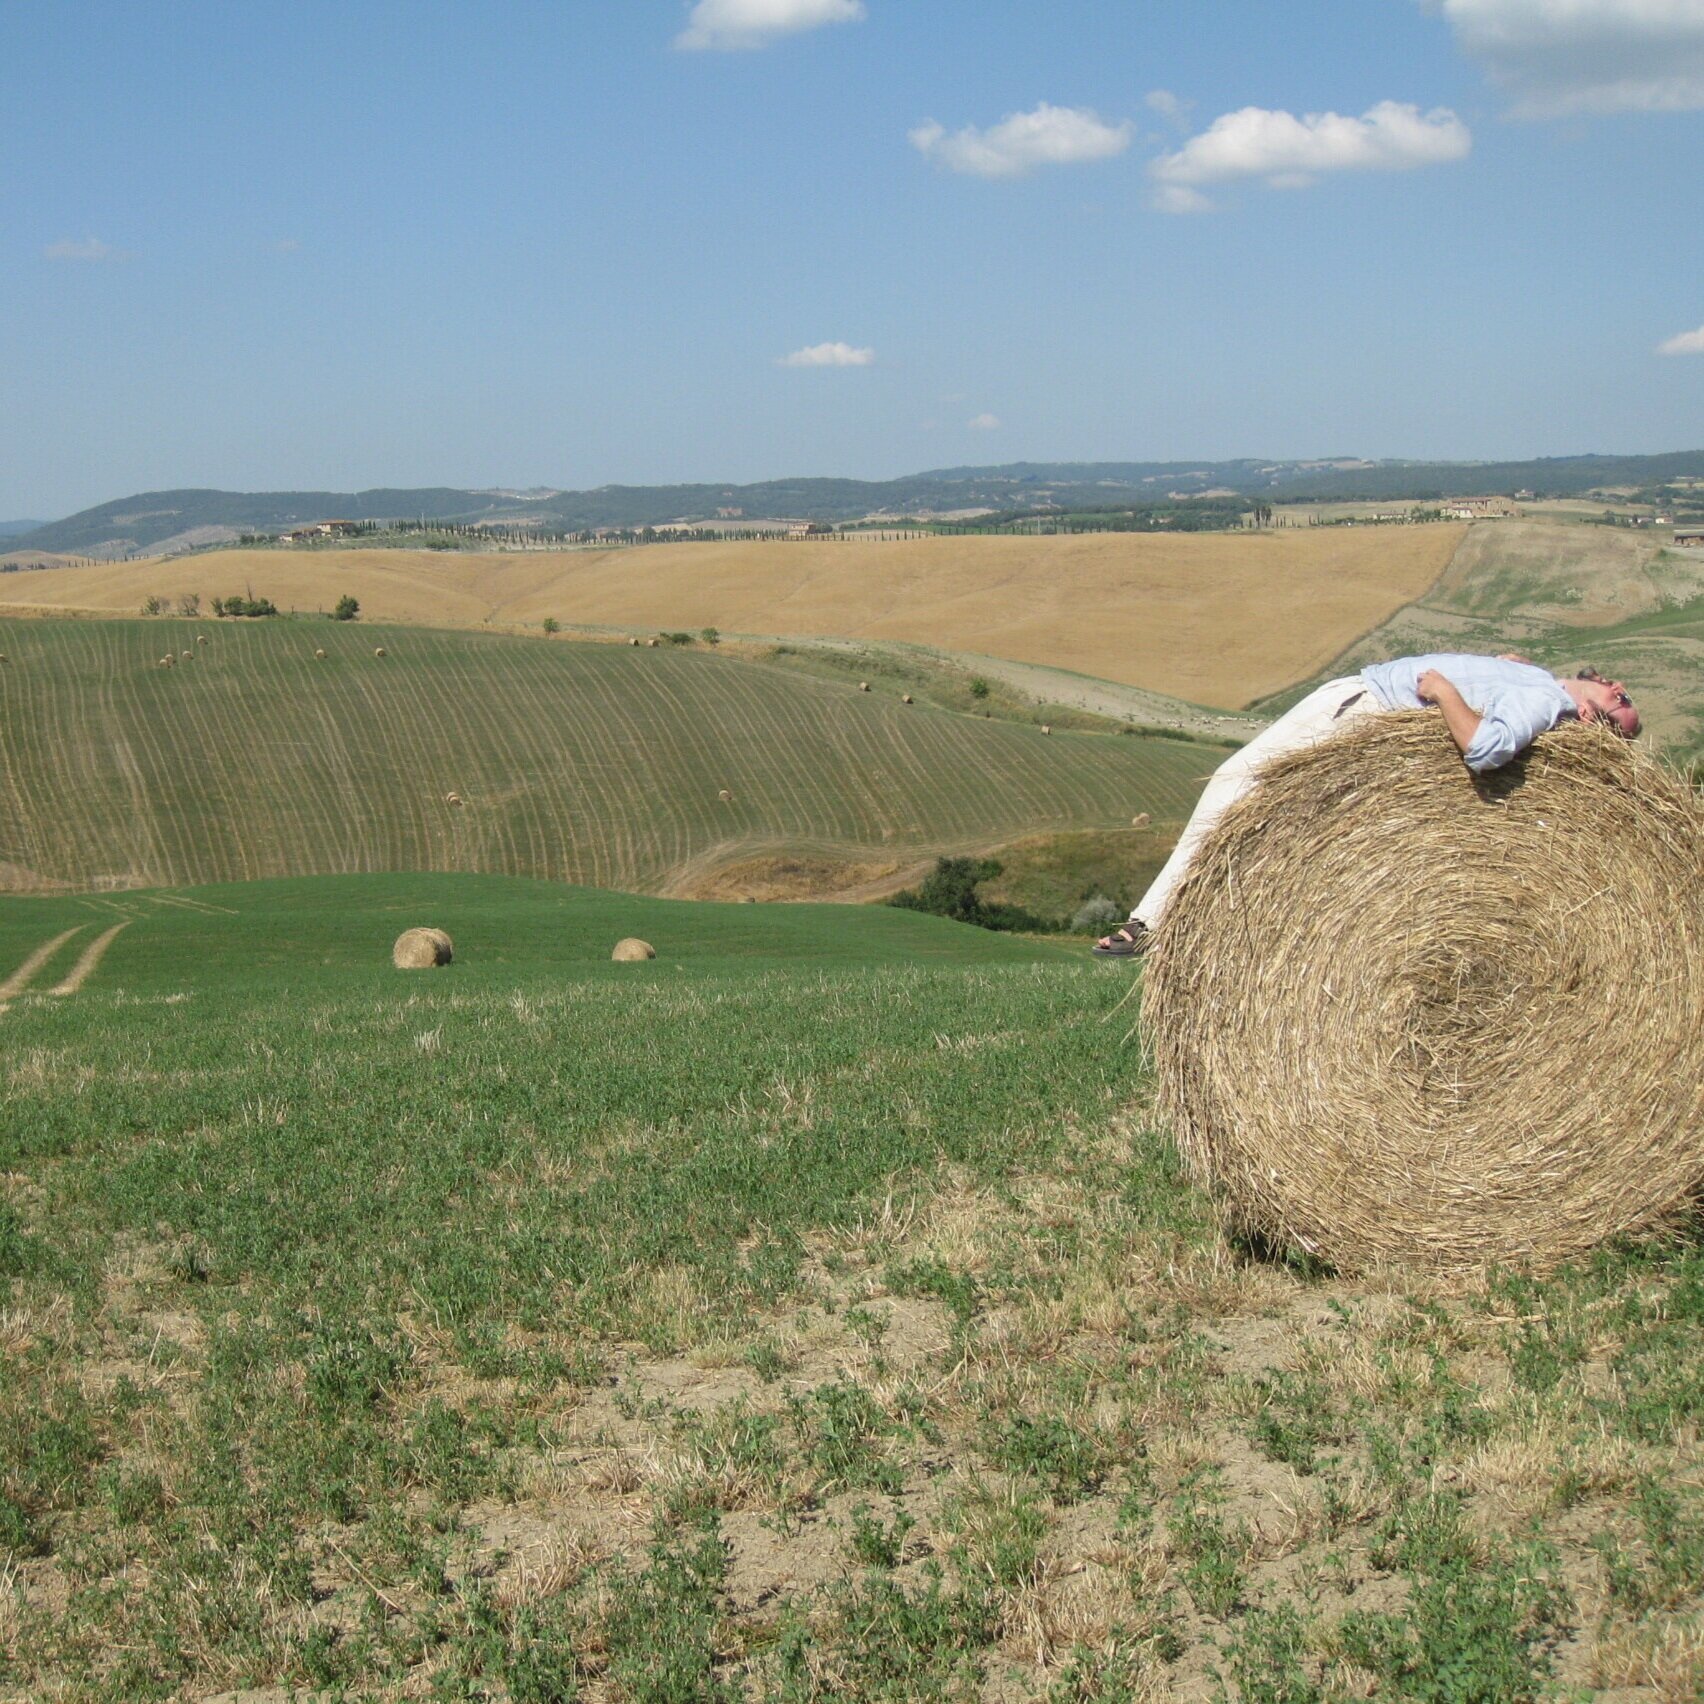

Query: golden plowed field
[{"left": 0, "top": 525, "right": 1463, "bottom": 708}]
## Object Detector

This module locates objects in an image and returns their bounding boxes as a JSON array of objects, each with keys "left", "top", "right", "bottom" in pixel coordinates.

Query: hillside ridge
[{"left": 14, "top": 450, "right": 1704, "bottom": 556}]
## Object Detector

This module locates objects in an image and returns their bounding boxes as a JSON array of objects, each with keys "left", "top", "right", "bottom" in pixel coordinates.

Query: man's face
[{"left": 1581, "top": 677, "right": 1641, "bottom": 737}]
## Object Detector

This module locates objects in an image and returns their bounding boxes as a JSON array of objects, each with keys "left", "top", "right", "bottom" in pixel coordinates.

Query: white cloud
[
  {"left": 910, "top": 102, "right": 1134, "bottom": 178},
  {"left": 1657, "top": 323, "right": 1704, "bottom": 355},
  {"left": 1144, "top": 88, "right": 1194, "bottom": 128},
  {"left": 676, "top": 0, "right": 864, "bottom": 50},
  {"left": 779, "top": 341, "right": 874, "bottom": 367},
  {"left": 43, "top": 236, "right": 112, "bottom": 262},
  {"left": 1433, "top": 0, "right": 1704, "bottom": 116},
  {"left": 1148, "top": 100, "right": 1470, "bottom": 208},
  {"left": 1151, "top": 183, "right": 1213, "bottom": 214},
  {"left": 968, "top": 412, "right": 1000, "bottom": 430}
]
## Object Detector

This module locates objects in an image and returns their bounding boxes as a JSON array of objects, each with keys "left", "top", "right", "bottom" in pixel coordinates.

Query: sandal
[{"left": 1092, "top": 923, "right": 1151, "bottom": 959}]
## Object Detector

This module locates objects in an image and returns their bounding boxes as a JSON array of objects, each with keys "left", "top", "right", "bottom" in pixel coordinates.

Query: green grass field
[
  {"left": 5, "top": 875, "right": 1704, "bottom": 1700},
  {"left": 0, "top": 621, "right": 1215, "bottom": 896}
]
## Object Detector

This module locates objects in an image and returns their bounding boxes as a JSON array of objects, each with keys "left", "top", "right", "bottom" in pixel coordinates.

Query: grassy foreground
[{"left": 4, "top": 878, "right": 1704, "bottom": 1701}]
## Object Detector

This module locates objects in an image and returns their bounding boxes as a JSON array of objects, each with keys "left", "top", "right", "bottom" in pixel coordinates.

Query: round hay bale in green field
[
  {"left": 1143, "top": 716, "right": 1704, "bottom": 1274},
  {"left": 393, "top": 927, "right": 454, "bottom": 969},
  {"left": 612, "top": 937, "right": 656, "bottom": 962}
]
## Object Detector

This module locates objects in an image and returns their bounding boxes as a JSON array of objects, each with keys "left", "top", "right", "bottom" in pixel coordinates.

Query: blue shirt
[{"left": 1361, "top": 654, "right": 1576, "bottom": 773}]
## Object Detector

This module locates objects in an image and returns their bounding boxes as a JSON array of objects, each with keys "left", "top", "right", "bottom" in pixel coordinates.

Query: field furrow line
[
  {"left": 431, "top": 639, "right": 520, "bottom": 877},
  {"left": 491, "top": 646, "right": 568, "bottom": 882}
]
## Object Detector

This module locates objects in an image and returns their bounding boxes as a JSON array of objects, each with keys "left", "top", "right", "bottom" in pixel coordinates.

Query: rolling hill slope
[{"left": 0, "top": 620, "right": 1218, "bottom": 894}]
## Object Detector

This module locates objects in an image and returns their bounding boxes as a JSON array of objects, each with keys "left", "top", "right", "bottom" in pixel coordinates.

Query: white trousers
[{"left": 1132, "top": 676, "right": 1379, "bottom": 927}]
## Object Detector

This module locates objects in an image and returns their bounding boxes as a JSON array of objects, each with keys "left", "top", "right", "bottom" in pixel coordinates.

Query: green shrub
[
  {"left": 889, "top": 858, "right": 1046, "bottom": 933},
  {"left": 1070, "top": 894, "right": 1123, "bottom": 933}
]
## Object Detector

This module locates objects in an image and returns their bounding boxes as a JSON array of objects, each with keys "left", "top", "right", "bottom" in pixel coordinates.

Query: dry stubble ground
[{"left": 4, "top": 880, "right": 1704, "bottom": 1701}]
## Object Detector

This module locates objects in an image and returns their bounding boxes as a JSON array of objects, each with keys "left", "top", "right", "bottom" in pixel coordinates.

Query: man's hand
[{"left": 1415, "top": 669, "right": 1484, "bottom": 759}]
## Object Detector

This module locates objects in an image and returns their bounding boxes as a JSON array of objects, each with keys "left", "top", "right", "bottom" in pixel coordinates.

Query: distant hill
[
  {"left": 0, "top": 520, "right": 44, "bottom": 538},
  {"left": 12, "top": 452, "right": 1704, "bottom": 557}
]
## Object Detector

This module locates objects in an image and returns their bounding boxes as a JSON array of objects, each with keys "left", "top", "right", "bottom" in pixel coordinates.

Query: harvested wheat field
[
  {"left": 1145, "top": 714, "right": 1704, "bottom": 1273},
  {"left": 0, "top": 525, "right": 1463, "bottom": 707}
]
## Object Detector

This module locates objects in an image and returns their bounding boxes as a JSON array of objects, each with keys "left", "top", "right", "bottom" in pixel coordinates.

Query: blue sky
[{"left": 3, "top": 0, "right": 1701, "bottom": 518}]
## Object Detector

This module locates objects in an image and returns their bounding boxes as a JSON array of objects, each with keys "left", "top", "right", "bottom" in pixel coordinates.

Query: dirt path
[
  {"left": 47, "top": 922, "right": 130, "bottom": 995},
  {"left": 0, "top": 927, "right": 84, "bottom": 999}
]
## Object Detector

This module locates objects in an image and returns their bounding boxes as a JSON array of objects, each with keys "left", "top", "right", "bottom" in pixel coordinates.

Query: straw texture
[
  {"left": 393, "top": 927, "right": 454, "bottom": 969},
  {"left": 1144, "top": 714, "right": 1704, "bottom": 1273}
]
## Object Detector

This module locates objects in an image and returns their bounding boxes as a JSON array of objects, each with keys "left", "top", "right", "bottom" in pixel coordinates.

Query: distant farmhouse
[
  {"left": 1674, "top": 528, "right": 1704, "bottom": 549},
  {"left": 280, "top": 519, "right": 364, "bottom": 543},
  {"left": 1440, "top": 496, "right": 1520, "bottom": 520}
]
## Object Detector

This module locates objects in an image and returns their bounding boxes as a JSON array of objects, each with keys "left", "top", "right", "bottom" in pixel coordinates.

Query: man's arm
[{"left": 1415, "top": 668, "right": 1483, "bottom": 757}]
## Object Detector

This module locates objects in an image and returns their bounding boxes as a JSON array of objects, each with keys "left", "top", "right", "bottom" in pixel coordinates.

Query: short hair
[{"left": 1575, "top": 666, "right": 1638, "bottom": 739}]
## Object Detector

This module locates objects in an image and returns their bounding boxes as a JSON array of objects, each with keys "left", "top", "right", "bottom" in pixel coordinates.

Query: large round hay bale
[
  {"left": 1144, "top": 716, "right": 1704, "bottom": 1274},
  {"left": 392, "top": 927, "right": 454, "bottom": 969},
  {"left": 611, "top": 937, "right": 655, "bottom": 962}
]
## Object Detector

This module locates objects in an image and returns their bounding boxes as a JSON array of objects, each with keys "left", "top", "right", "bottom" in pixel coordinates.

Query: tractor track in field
[
  {"left": 0, "top": 927, "right": 85, "bottom": 1000},
  {"left": 0, "top": 921, "right": 130, "bottom": 1011},
  {"left": 46, "top": 922, "right": 130, "bottom": 994}
]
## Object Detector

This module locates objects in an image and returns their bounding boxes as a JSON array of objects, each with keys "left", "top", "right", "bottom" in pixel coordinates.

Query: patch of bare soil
[
  {"left": 664, "top": 852, "right": 928, "bottom": 903},
  {"left": 0, "top": 862, "right": 73, "bottom": 893}
]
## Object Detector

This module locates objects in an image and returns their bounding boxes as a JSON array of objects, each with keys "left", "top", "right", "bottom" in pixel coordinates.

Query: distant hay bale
[
  {"left": 629, "top": 637, "right": 640, "bottom": 646},
  {"left": 181, "top": 650, "right": 192, "bottom": 660},
  {"left": 195, "top": 634, "right": 207, "bottom": 645},
  {"left": 1041, "top": 724, "right": 1051, "bottom": 735},
  {"left": 718, "top": 789, "right": 733, "bottom": 802},
  {"left": 444, "top": 791, "right": 462, "bottom": 805},
  {"left": 158, "top": 656, "right": 173, "bottom": 668},
  {"left": 392, "top": 927, "right": 454, "bottom": 969},
  {"left": 859, "top": 681, "right": 870, "bottom": 691},
  {"left": 314, "top": 648, "right": 326, "bottom": 659},
  {"left": 612, "top": 937, "right": 656, "bottom": 962},
  {"left": 1131, "top": 812, "right": 1151, "bottom": 829},
  {"left": 901, "top": 693, "right": 913, "bottom": 704},
  {"left": 647, "top": 638, "right": 659, "bottom": 647},
  {"left": 1144, "top": 716, "right": 1704, "bottom": 1274},
  {"left": 374, "top": 646, "right": 387, "bottom": 658}
]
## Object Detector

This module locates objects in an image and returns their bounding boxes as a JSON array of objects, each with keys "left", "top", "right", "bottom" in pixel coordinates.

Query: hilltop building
[{"left": 280, "top": 519, "right": 364, "bottom": 542}]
